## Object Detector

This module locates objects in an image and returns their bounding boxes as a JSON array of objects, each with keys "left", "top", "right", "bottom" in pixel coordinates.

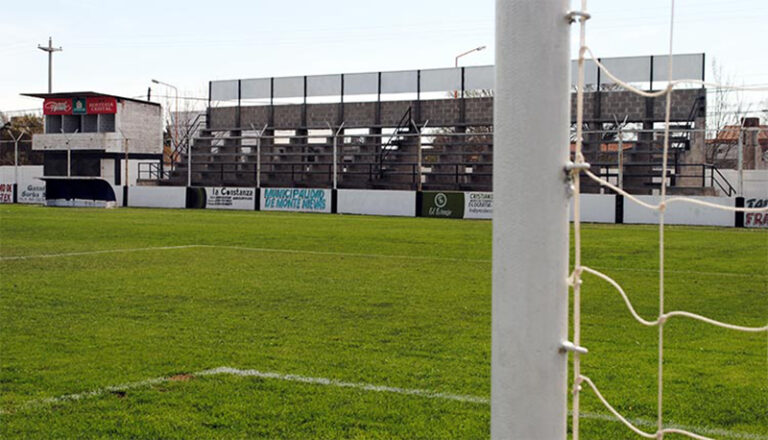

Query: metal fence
[{"left": 208, "top": 53, "right": 704, "bottom": 105}]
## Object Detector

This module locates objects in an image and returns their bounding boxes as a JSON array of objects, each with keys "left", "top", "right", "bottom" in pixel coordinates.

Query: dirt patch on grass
[{"left": 169, "top": 374, "right": 194, "bottom": 382}]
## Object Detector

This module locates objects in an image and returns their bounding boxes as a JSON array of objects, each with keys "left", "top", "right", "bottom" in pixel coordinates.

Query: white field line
[
  {"left": 1, "top": 244, "right": 764, "bottom": 279},
  {"left": 3, "top": 366, "right": 765, "bottom": 440},
  {"left": 0, "top": 245, "right": 202, "bottom": 261},
  {"left": 202, "top": 245, "right": 489, "bottom": 264}
]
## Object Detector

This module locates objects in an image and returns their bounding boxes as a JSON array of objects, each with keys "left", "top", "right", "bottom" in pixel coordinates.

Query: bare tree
[
  {"left": 706, "top": 59, "right": 751, "bottom": 165},
  {"left": 157, "top": 89, "right": 207, "bottom": 167}
]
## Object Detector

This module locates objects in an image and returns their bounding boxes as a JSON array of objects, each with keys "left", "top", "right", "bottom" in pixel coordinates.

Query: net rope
[{"left": 569, "top": 1, "right": 768, "bottom": 439}]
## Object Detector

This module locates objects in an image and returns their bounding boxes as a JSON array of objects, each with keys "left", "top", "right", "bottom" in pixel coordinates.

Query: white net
[{"left": 569, "top": 1, "right": 768, "bottom": 439}]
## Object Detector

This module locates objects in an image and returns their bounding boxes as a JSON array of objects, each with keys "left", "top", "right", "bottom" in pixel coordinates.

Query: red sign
[
  {"left": 43, "top": 97, "right": 117, "bottom": 115},
  {"left": 86, "top": 97, "right": 117, "bottom": 114},
  {"left": 43, "top": 98, "right": 72, "bottom": 115}
]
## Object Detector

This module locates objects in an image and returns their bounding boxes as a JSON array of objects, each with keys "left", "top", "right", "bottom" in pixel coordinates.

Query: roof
[
  {"left": 708, "top": 124, "right": 768, "bottom": 146},
  {"left": 20, "top": 92, "right": 160, "bottom": 107}
]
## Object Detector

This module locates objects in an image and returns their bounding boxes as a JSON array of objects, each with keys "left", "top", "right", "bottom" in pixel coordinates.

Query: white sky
[{"left": 1, "top": 0, "right": 766, "bottom": 114}]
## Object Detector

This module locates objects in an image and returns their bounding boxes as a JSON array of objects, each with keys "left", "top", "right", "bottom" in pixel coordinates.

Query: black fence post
[
  {"left": 339, "top": 74, "right": 345, "bottom": 125},
  {"left": 460, "top": 67, "right": 466, "bottom": 124},
  {"left": 237, "top": 79, "right": 242, "bottom": 128},
  {"left": 735, "top": 196, "right": 745, "bottom": 227},
  {"left": 269, "top": 77, "right": 275, "bottom": 127},
  {"left": 415, "top": 70, "right": 421, "bottom": 124},
  {"left": 207, "top": 81, "right": 212, "bottom": 129},
  {"left": 302, "top": 75, "right": 308, "bottom": 128},
  {"left": 415, "top": 191, "right": 423, "bottom": 217},
  {"left": 376, "top": 72, "right": 382, "bottom": 126}
]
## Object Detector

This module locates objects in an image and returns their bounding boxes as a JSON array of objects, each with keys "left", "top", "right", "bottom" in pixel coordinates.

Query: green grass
[{"left": 0, "top": 205, "right": 766, "bottom": 439}]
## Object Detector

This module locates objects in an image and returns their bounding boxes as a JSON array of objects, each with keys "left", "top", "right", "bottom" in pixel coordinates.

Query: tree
[
  {"left": 706, "top": 59, "right": 752, "bottom": 165},
  {"left": 0, "top": 113, "right": 44, "bottom": 166},
  {"left": 157, "top": 89, "right": 207, "bottom": 167}
]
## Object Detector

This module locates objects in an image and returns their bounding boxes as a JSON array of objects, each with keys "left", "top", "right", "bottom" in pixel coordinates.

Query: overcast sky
[{"left": 1, "top": 0, "right": 766, "bottom": 113}]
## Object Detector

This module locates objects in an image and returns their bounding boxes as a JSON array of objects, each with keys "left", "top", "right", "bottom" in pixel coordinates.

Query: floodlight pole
[{"left": 492, "top": 1, "right": 570, "bottom": 439}]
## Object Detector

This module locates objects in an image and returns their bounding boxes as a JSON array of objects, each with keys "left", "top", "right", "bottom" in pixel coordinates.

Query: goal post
[{"left": 492, "top": 1, "right": 571, "bottom": 439}]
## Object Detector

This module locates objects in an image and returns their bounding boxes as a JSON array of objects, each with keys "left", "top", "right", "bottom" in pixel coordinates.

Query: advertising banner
[
  {"left": 745, "top": 198, "right": 768, "bottom": 228},
  {"left": 624, "top": 195, "right": 734, "bottom": 227},
  {"left": 72, "top": 98, "right": 87, "bottom": 115},
  {"left": 464, "top": 192, "right": 493, "bottom": 219},
  {"left": 421, "top": 191, "right": 464, "bottom": 218},
  {"left": 261, "top": 188, "right": 331, "bottom": 213},
  {"left": 337, "top": 189, "right": 416, "bottom": 217},
  {"left": 205, "top": 187, "right": 257, "bottom": 210},
  {"left": 43, "top": 97, "right": 117, "bottom": 115},
  {"left": 0, "top": 183, "right": 13, "bottom": 203},
  {"left": 128, "top": 186, "right": 186, "bottom": 209},
  {"left": 18, "top": 181, "right": 45, "bottom": 204},
  {"left": 43, "top": 98, "right": 72, "bottom": 115},
  {"left": 86, "top": 97, "right": 117, "bottom": 114}
]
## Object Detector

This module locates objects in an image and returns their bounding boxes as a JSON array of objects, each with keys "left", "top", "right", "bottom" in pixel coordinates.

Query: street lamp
[
  {"left": 454, "top": 45, "right": 487, "bottom": 98},
  {"left": 151, "top": 79, "right": 179, "bottom": 154}
]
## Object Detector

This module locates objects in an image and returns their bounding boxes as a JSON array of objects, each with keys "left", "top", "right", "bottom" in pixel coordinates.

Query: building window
[
  {"left": 83, "top": 114, "right": 98, "bottom": 133},
  {"left": 45, "top": 115, "right": 62, "bottom": 133},
  {"left": 62, "top": 115, "right": 81, "bottom": 133},
  {"left": 98, "top": 114, "right": 115, "bottom": 132}
]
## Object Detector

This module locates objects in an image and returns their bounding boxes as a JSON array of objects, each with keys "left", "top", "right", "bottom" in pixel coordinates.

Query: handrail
[
  {"left": 378, "top": 106, "right": 412, "bottom": 177},
  {"left": 710, "top": 165, "right": 736, "bottom": 196},
  {"left": 170, "top": 112, "right": 207, "bottom": 170}
]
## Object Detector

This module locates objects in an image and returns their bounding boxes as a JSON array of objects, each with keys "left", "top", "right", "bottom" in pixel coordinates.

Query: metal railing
[
  {"left": 141, "top": 126, "right": 739, "bottom": 195},
  {"left": 138, "top": 162, "right": 170, "bottom": 180},
  {"left": 588, "top": 162, "right": 736, "bottom": 195}
]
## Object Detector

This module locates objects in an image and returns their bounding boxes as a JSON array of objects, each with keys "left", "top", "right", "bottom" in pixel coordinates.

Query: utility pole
[{"left": 37, "top": 37, "right": 62, "bottom": 93}]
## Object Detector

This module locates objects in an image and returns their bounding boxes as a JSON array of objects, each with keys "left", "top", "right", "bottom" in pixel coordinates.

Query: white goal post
[{"left": 492, "top": 1, "right": 571, "bottom": 439}]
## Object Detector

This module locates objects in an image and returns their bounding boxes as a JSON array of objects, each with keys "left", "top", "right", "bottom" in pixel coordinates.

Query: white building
[{"left": 22, "top": 92, "right": 163, "bottom": 186}]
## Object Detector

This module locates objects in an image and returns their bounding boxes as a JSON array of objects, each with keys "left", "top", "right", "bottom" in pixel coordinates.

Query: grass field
[{"left": 0, "top": 204, "right": 766, "bottom": 439}]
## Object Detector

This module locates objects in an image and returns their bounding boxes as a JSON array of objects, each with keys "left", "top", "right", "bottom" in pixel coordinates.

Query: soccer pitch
[{"left": 1, "top": 205, "right": 765, "bottom": 439}]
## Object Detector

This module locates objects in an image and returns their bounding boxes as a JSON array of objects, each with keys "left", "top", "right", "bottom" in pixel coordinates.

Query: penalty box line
[
  {"left": 1, "top": 244, "right": 763, "bottom": 279},
  {"left": 4, "top": 366, "right": 765, "bottom": 440}
]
